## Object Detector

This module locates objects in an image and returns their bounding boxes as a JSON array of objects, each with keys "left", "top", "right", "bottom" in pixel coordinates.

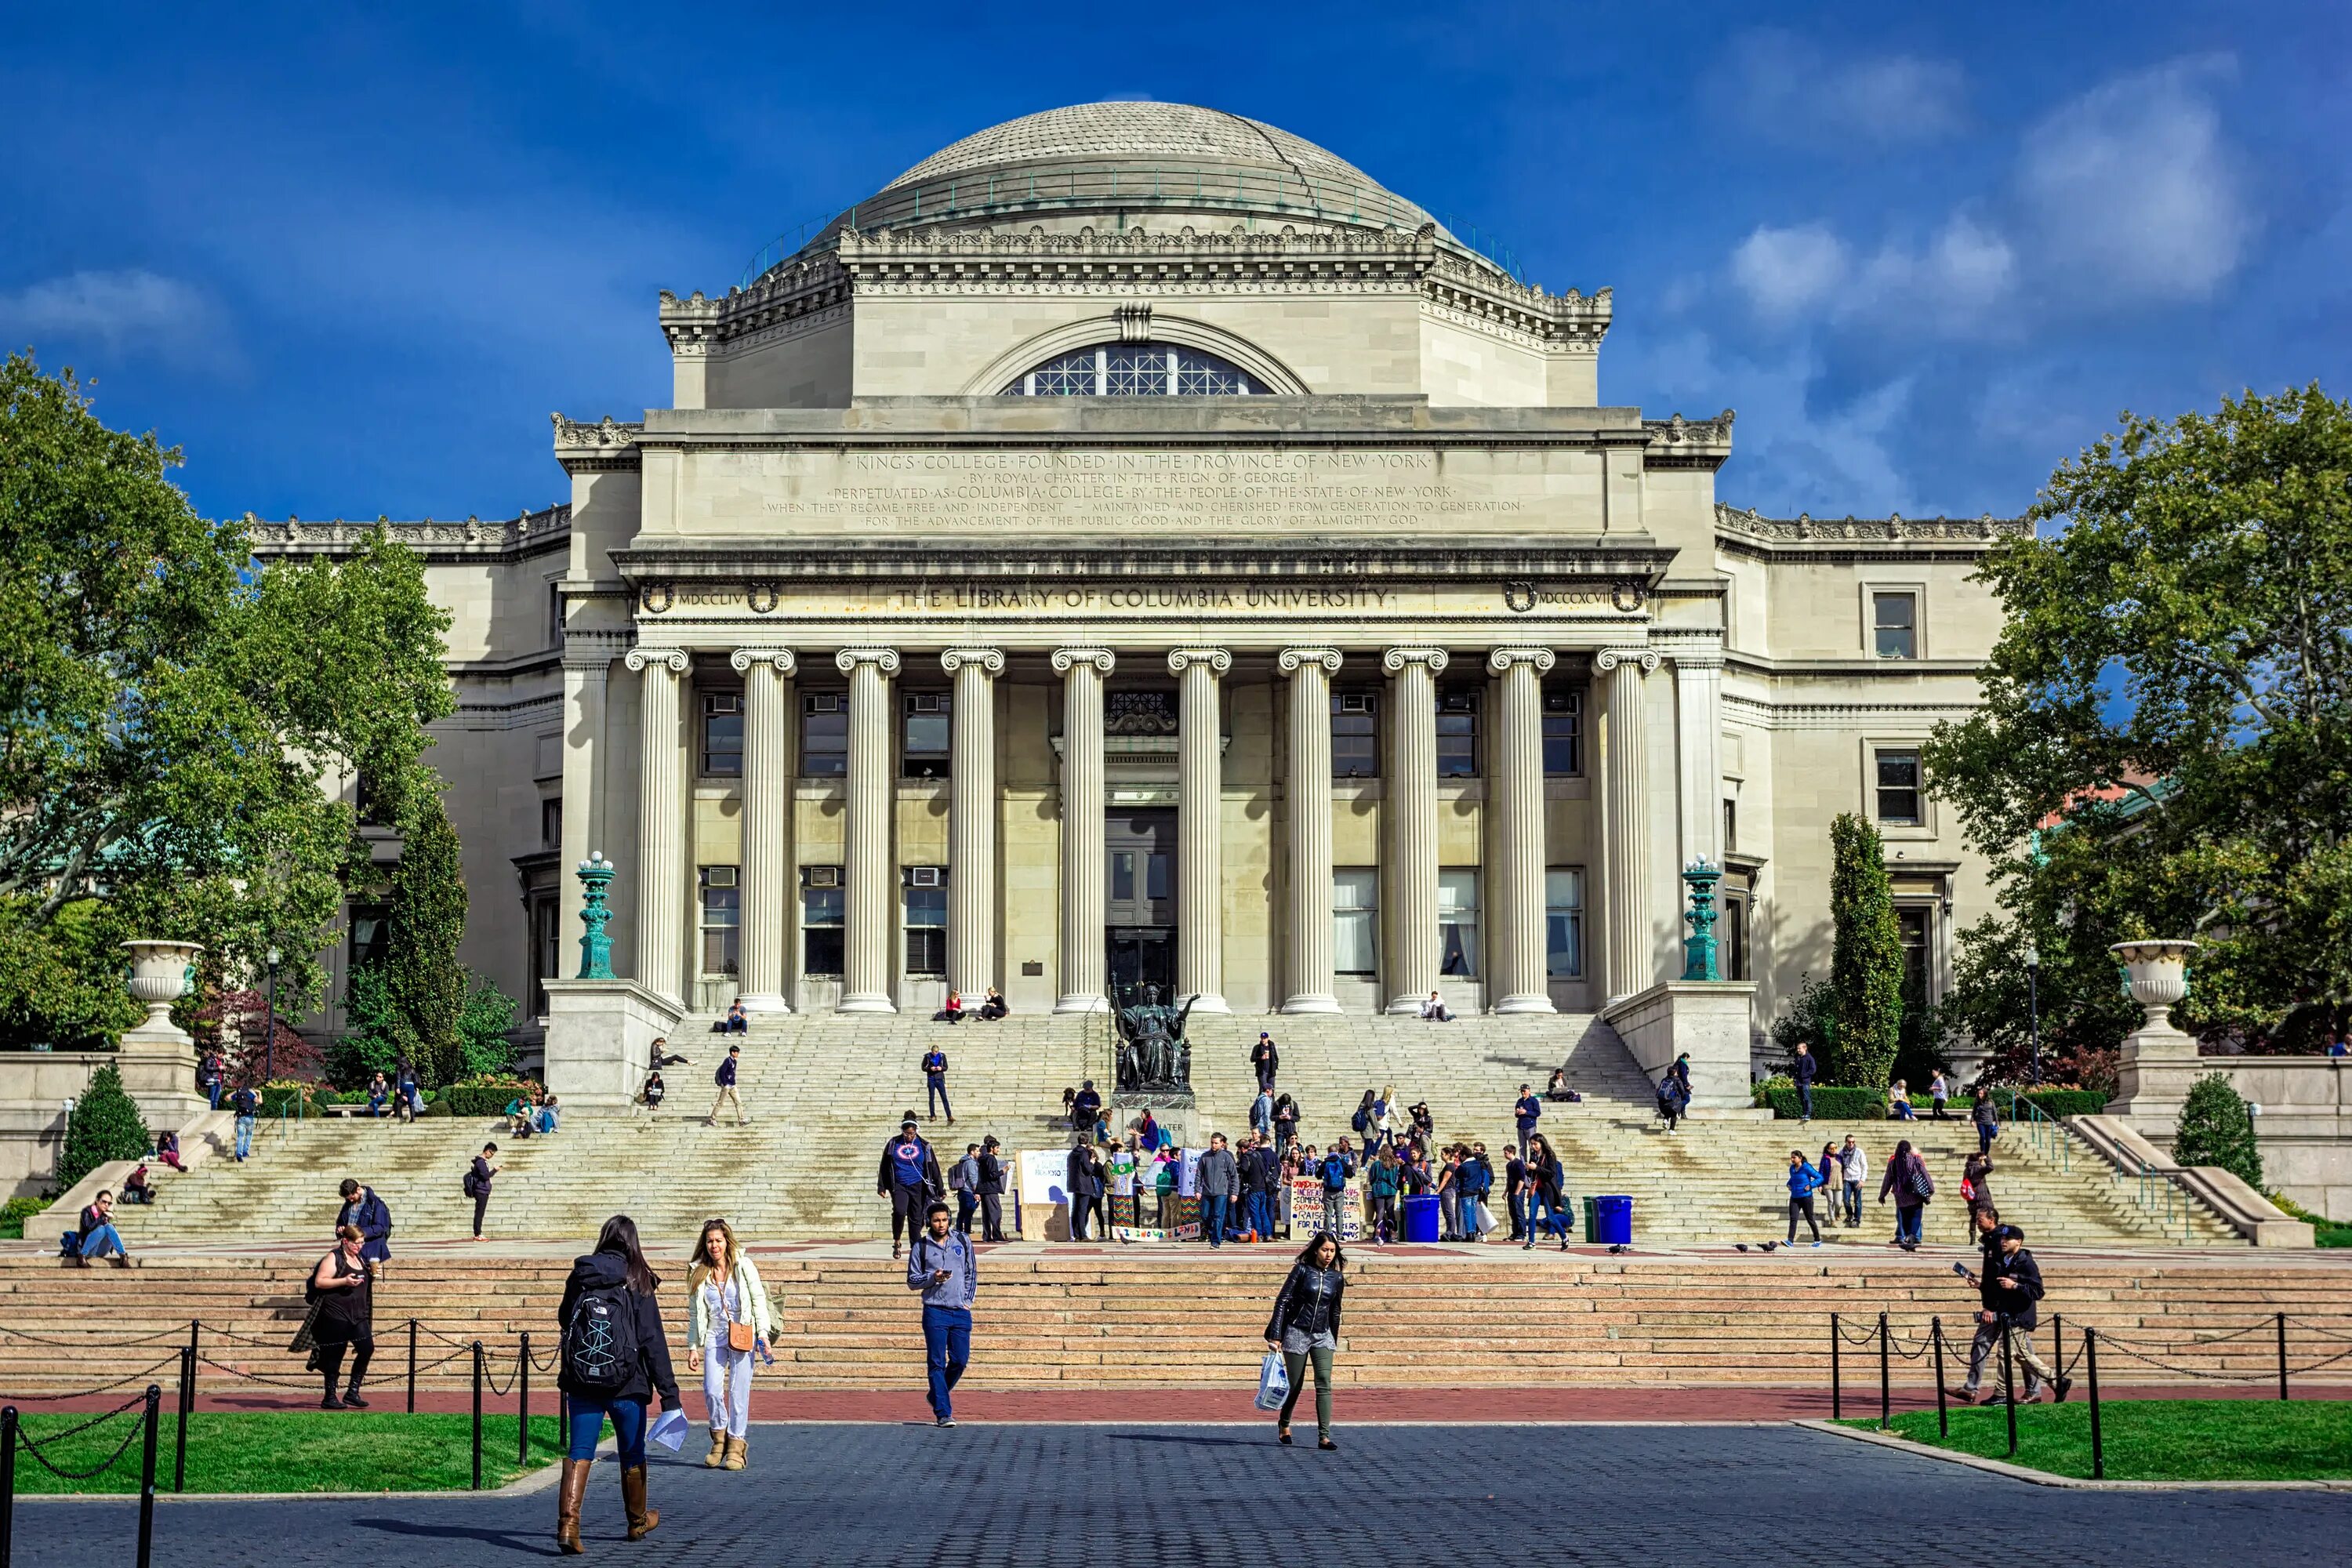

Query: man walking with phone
[
  {"left": 1950, "top": 1223, "right": 2070, "bottom": 1404},
  {"left": 908, "top": 1200, "right": 978, "bottom": 1428}
]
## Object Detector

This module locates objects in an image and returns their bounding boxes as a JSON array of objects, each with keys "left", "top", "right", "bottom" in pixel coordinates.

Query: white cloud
[
  {"left": 2017, "top": 57, "right": 2249, "bottom": 302},
  {"left": 1713, "top": 30, "right": 1967, "bottom": 148},
  {"left": 1731, "top": 224, "right": 1848, "bottom": 318},
  {"left": 0, "top": 270, "right": 223, "bottom": 361}
]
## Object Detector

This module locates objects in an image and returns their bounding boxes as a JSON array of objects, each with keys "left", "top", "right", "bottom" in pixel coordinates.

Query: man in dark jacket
[
  {"left": 878, "top": 1117, "right": 946, "bottom": 1258},
  {"left": 707, "top": 1044, "right": 746, "bottom": 1127},
  {"left": 1065, "top": 1140, "right": 1102, "bottom": 1240},
  {"left": 1070, "top": 1080, "right": 1102, "bottom": 1135},
  {"left": 336, "top": 1177, "right": 393, "bottom": 1265},
  {"left": 1240, "top": 1136, "right": 1278, "bottom": 1240},
  {"left": 1250, "top": 1033, "right": 1279, "bottom": 1092},
  {"left": 1955, "top": 1223, "right": 2067, "bottom": 1403},
  {"left": 975, "top": 1137, "right": 1007, "bottom": 1242},
  {"left": 1791, "top": 1040, "right": 1819, "bottom": 1122},
  {"left": 1196, "top": 1133, "right": 1240, "bottom": 1247}
]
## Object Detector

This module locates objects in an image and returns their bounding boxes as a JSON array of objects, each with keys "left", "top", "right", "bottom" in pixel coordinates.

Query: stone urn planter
[
  {"left": 2109, "top": 938, "right": 2198, "bottom": 1035},
  {"left": 122, "top": 939, "right": 204, "bottom": 1045}
]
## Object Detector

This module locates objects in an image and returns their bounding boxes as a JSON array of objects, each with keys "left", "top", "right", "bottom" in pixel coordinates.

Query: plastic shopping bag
[
  {"left": 1253, "top": 1350, "right": 1290, "bottom": 1412},
  {"left": 648, "top": 1406, "right": 691, "bottom": 1453},
  {"left": 1474, "top": 1199, "right": 1497, "bottom": 1236}
]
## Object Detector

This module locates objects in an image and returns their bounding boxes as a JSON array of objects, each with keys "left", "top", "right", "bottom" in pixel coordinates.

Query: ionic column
[
  {"left": 1599, "top": 647, "right": 1662, "bottom": 1003},
  {"left": 1168, "top": 648, "right": 1231, "bottom": 1013},
  {"left": 1673, "top": 652, "right": 1726, "bottom": 873},
  {"left": 941, "top": 648, "right": 1004, "bottom": 1002},
  {"left": 836, "top": 647, "right": 899, "bottom": 1013},
  {"left": 729, "top": 649, "right": 797, "bottom": 1011},
  {"left": 1489, "top": 647, "right": 1558, "bottom": 1014},
  {"left": 624, "top": 648, "right": 690, "bottom": 1005},
  {"left": 1381, "top": 648, "right": 1448, "bottom": 1013},
  {"left": 1279, "top": 647, "right": 1344, "bottom": 1014},
  {"left": 1053, "top": 648, "right": 1115, "bottom": 1014}
]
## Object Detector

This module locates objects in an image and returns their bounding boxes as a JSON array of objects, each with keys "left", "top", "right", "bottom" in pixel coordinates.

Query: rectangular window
[
  {"left": 1333, "top": 868, "right": 1379, "bottom": 975},
  {"left": 904, "top": 866, "right": 947, "bottom": 978},
  {"left": 1437, "top": 689, "right": 1480, "bottom": 778},
  {"left": 1544, "top": 868, "right": 1584, "bottom": 978},
  {"left": 530, "top": 892, "right": 561, "bottom": 1016},
  {"left": 1724, "top": 895, "right": 1750, "bottom": 982},
  {"left": 1438, "top": 868, "right": 1481, "bottom": 979},
  {"left": 702, "top": 692, "right": 744, "bottom": 777},
  {"left": 1896, "top": 906, "right": 1931, "bottom": 1004},
  {"left": 1110, "top": 851, "right": 1136, "bottom": 902},
  {"left": 1542, "top": 687, "right": 1584, "bottom": 776},
  {"left": 347, "top": 902, "right": 390, "bottom": 972},
  {"left": 1875, "top": 749, "right": 1922, "bottom": 826},
  {"left": 1331, "top": 691, "right": 1378, "bottom": 779},
  {"left": 1723, "top": 797, "right": 1737, "bottom": 855},
  {"left": 547, "top": 582, "right": 565, "bottom": 648},
  {"left": 542, "top": 797, "right": 563, "bottom": 849},
  {"left": 699, "top": 866, "right": 740, "bottom": 976},
  {"left": 1873, "top": 592, "right": 1918, "bottom": 659},
  {"left": 1145, "top": 852, "right": 1171, "bottom": 902},
  {"left": 800, "top": 865, "right": 844, "bottom": 977},
  {"left": 803, "top": 694, "right": 848, "bottom": 777},
  {"left": 902, "top": 691, "right": 951, "bottom": 779}
]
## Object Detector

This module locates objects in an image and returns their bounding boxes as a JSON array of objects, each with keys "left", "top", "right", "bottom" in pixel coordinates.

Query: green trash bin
[{"left": 1581, "top": 1196, "right": 1598, "bottom": 1243}]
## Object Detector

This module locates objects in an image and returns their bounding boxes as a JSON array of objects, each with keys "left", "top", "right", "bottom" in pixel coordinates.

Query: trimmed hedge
[
  {"left": 0, "top": 1195, "right": 52, "bottom": 1240},
  {"left": 440, "top": 1080, "right": 540, "bottom": 1117},
  {"left": 1759, "top": 1085, "right": 1887, "bottom": 1121}
]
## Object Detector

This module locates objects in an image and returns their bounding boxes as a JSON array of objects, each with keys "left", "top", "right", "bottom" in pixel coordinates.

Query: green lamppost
[
  {"left": 1681, "top": 860, "right": 1722, "bottom": 982},
  {"left": 575, "top": 852, "right": 617, "bottom": 980}
]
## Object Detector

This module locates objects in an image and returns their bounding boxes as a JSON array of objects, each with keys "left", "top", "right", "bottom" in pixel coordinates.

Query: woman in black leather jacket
[{"left": 1263, "top": 1232, "right": 1347, "bottom": 1449}]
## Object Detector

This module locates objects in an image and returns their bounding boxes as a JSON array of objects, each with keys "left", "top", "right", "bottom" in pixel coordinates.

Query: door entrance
[{"left": 1105, "top": 809, "right": 1176, "bottom": 1007}]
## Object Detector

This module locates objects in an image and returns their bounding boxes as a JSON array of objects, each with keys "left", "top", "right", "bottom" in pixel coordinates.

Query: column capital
[
  {"left": 1051, "top": 647, "right": 1116, "bottom": 676},
  {"left": 728, "top": 648, "right": 798, "bottom": 676},
  {"left": 1486, "top": 646, "right": 1557, "bottom": 676},
  {"left": 940, "top": 647, "right": 1006, "bottom": 676},
  {"left": 1167, "top": 647, "right": 1232, "bottom": 676},
  {"left": 834, "top": 646, "right": 902, "bottom": 675},
  {"left": 1381, "top": 646, "right": 1450, "bottom": 675},
  {"left": 623, "top": 648, "right": 691, "bottom": 675},
  {"left": 1669, "top": 652, "right": 1725, "bottom": 673},
  {"left": 1594, "top": 647, "right": 1662, "bottom": 673},
  {"left": 1276, "top": 646, "right": 1343, "bottom": 676}
]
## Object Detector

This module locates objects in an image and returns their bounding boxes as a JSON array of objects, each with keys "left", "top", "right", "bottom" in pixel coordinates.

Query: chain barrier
[
  {"left": 1835, "top": 1319, "right": 1880, "bottom": 1346},
  {"left": 481, "top": 1355, "right": 521, "bottom": 1399},
  {"left": 13, "top": 1394, "right": 149, "bottom": 1482},
  {"left": 0, "top": 1323, "right": 192, "bottom": 1351},
  {"left": 2286, "top": 1316, "right": 2352, "bottom": 1343},
  {"left": 0, "top": 1356, "right": 182, "bottom": 1403}
]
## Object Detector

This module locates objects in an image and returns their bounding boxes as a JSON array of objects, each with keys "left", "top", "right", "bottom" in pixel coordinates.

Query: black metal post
[
  {"left": 2, "top": 1404, "right": 18, "bottom": 1568},
  {"left": 262, "top": 959, "right": 278, "bottom": 1085},
  {"left": 2050, "top": 1313, "right": 2063, "bottom": 1390},
  {"left": 136, "top": 1384, "right": 160, "bottom": 1568},
  {"left": 1878, "top": 1312, "right": 1891, "bottom": 1430},
  {"left": 2002, "top": 1320, "right": 2019, "bottom": 1457},
  {"left": 174, "top": 1345, "right": 192, "bottom": 1493},
  {"left": 1932, "top": 1317, "right": 1948, "bottom": 1437},
  {"left": 407, "top": 1319, "right": 418, "bottom": 1415},
  {"left": 2027, "top": 957, "right": 2041, "bottom": 1085},
  {"left": 2086, "top": 1328, "right": 2104, "bottom": 1479},
  {"left": 2278, "top": 1311, "right": 2289, "bottom": 1400},
  {"left": 518, "top": 1335, "right": 531, "bottom": 1465},
  {"left": 471, "top": 1341, "right": 485, "bottom": 1491},
  {"left": 1830, "top": 1313, "right": 1841, "bottom": 1420}
]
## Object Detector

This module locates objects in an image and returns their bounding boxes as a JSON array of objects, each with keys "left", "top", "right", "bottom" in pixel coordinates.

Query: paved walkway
[{"left": 18, "top": 1424, "right": 2352, "bottom": 1565}]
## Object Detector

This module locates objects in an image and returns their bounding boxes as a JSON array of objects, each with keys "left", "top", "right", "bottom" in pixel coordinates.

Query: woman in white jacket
[{"left": 685, "top": 1218, "right": 774, "bottom": 1472}]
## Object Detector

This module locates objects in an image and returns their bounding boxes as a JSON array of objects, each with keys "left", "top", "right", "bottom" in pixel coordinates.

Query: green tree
[
  {"left": 383, "top": 795, "right": 470, "bottom": 1085},
  {"left": 456, "top": 975, "right": 520, "bottom": 1078},
  {"left": 1926, "top": 385, "right": 2352, "bottom": 1051},
  {"left": 57, "top": 1062, "right": 150, "bottom": 1189},
  {"left": 1828, "top": 813, "right": 1904, "bottom": 1087},
  {"left": 2173, "top": 1073, "right": 2264, "bottom": 1189},
  {"left": 0, "top": 353, "right": 454, "bottom": 1038}
]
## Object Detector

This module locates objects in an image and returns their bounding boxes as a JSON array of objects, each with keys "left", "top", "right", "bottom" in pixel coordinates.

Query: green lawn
[
  {"left": 11, "top": 1412, "right": 565, "bottom": 1494},
  {"left": 1844, "top": 1399, "right": 2352, "bottom": 1481}
]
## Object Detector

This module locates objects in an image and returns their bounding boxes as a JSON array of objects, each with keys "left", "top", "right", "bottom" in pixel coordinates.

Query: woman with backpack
[
  {"left": 465, "top": 1143, "right": 499, "bottom": 1240},
  {"left": 1264, "top": 1230, "right": 1348, "bottom": 1449},
  {"left": 685, "top": 1218, "right": 772, "bottom": 1473},
  {"left": 557, "top": 1215, "right": 681, "bottom": 1555},
  {"left": 1520, "top": 1134, "right": 1570, "bottom": 1250},
  {"left": 1961, "top": 1152, "right": 1997, "bottom": 1241},
  {"left": 1877, "top": 1139, "right": 1933, "bottom": 1250},
  {"left": 307, "top": 1223, "right": 376, "bottom": 1409}
]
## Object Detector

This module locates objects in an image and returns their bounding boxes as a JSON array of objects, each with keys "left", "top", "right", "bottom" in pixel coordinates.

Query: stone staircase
[
  {"left": 3, "top": 1247, "right": 2346, "bottom": 1399},
  {"left": 99, "top": 1011, "right": 2240, "bottom": 1248}
]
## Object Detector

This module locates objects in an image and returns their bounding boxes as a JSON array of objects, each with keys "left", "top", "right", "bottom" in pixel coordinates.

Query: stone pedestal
[
  {"left": 1601, "top": 980, "right": 1758, "bottom": 1110},
  {"left": 117, "top": 940, "right": 208, "bottom": 1132},
  {"left": 1110, "top": 1091, "right": 1200, "bottom": 1152},
  {"left": 543, "top": 979, "right": 687, "bottom": 1110}
]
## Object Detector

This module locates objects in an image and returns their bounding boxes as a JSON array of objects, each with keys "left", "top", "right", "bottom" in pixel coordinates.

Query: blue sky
[{"left": 5, "top": 2, "right": 2345, "bottom": 522}]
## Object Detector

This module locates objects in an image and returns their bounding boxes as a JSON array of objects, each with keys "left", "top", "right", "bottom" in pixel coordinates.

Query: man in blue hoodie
[
  {"left": 878, "top": 1117, "right": 946, "bottom": 1259},
  {"left": 1318, "top": 1143, "right": 1355, "bottom": 1237},
  {"left": 907, "top": 1200, "right": 978, "bottom": 1428}
]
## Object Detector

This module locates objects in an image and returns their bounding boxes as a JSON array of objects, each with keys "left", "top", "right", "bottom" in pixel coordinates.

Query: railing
[{"left": 1994, "top": 1090, "right": 2069, "bottom": 1172}]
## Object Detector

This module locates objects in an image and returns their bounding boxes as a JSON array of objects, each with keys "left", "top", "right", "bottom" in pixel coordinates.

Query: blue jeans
[
  {"left": 1202, "top": 1194, "right": 1229, "bottom": 1247},
  {"left": 955, "top": 1191, "right": 977, "bottom": 1235},
  {"left": 565, "top": 1392, "right": 648, "bottom": 1465},
  {"left": 922, "top": 1304, "right": 971, "bottom": 1420},
  {"left": 1246, "top": 1191, "right": 1273, "bottom": 1239},
  {"left": 1842, "top": 1181, "right": 1862, "bottom": 1225},
  {"left": 1798, "top": 1084, "right": 1814, "bottom": 1119},
  {"left": 77, "top": 1222, "right": 126, "bottom": 1260},
  {"left": 1896, "top": 1205, "right": 1924, "bottom": 1245},
  {"left": 234, "top": 1116, "right": 255, "bottom": 1159},
  {"left": 1976, "top": 1121, "right": 1997, "bottom": 1156},
  {"left": 927, "top": 1079, "right": 952, "bottom": 1119},
  {"left": 205, "top": 1080, "right": 223, "bottom": 1110}
]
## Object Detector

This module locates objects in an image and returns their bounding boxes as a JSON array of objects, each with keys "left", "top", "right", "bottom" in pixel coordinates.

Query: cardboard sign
[
  {"left": 1018, "top": 1149, "right": 1069, "bottom": 1205},
  {"left": 1287, "top": 1174, "right": 1366, "bottom": 1241}
]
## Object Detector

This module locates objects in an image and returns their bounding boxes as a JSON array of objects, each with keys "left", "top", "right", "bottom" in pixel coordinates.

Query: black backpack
[{"left": 564, "top": 1282, "right": 641, "bottom": 1389}]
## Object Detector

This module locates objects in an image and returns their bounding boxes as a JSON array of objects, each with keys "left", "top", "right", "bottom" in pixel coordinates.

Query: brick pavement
[{"left": 15, "top": 1425, "right": 2352, "bottom": 1566}]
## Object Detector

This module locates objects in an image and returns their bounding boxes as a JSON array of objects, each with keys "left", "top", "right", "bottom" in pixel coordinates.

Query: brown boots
[
  {"left": 724, "top": 1433, "right": 747, "bottom": 1471},
  {"left": 556, "top": 1459, "right": 590, "bottom": 1554},
  {"left": 703, "top": 1428, "right": 726, "bottom": 1468},
  {"left": 622, "top": 1465, "right": 658, "bottom": 1541}
]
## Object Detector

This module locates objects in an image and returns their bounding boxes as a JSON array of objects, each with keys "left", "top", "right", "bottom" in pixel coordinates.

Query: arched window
[{"left": 1003, "top": 343, "right": 1258, "bottom": 397}]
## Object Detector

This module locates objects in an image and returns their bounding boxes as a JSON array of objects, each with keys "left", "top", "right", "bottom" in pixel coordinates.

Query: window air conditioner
[{"left": 804, "top": 866, "right": 841, "bottom": 888}]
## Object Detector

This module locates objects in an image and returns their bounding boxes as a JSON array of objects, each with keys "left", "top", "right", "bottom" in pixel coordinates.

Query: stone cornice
[
  {"left": 552, "top": 413, "right": 645, "bottom": 474},
  {"left": 1642, "top": 411, "right": 1735, "bottom": 470},
  {"left": 244, "top": 506, "right": 571, "bottom": 562},
  {"left": 1714, "top": 503, "right": 2027, "bottom": 557}
]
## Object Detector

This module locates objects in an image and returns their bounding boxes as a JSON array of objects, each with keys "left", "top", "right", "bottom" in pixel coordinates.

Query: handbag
[
  {"left": 1253, "top": 1350, "right": 1290, "bottom": 1412},
  {"left": 716, "top": 1273, "right": 757, "bottom": 1353}
]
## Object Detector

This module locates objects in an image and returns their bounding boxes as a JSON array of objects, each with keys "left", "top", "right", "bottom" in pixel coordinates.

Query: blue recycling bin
[
  {"left": 1399, "top": 1194, "right": 1441, "bottom": 1243},
  {"left": 1592, "top": 1194, "right": 1633, "bottom": 1247}
]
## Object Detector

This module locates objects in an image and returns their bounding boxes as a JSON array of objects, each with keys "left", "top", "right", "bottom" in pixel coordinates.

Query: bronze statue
[{"left": 1115, "top": 985, "right": 1196, "bottom": 1091}]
